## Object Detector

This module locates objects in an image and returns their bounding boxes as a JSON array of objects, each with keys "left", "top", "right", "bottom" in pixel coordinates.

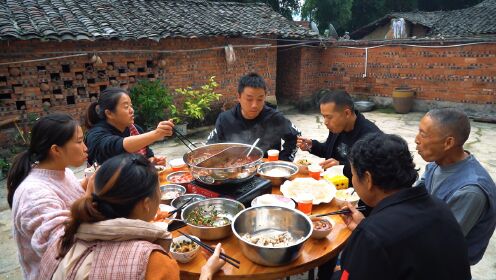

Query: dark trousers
[{"left": 317, "top": 256, "right": 338, "bottom": 280}]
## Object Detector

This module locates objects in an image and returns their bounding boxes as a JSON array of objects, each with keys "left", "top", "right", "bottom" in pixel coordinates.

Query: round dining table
[{"left": 165, "top": 168, "right": 352, "bottom": 280}]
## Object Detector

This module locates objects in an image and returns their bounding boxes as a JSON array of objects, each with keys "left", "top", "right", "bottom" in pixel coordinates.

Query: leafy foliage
[
  {"left": 130, "top": 80, "right": 174, "bottom": 130},
  {"left": 173, "top": 76, "right": 221, "bottom": 124},
  {"left": 303, "top": 0, "right": 483, "bottom": 35}
]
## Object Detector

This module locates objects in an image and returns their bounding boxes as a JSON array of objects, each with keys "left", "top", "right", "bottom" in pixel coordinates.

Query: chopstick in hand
[
  {"left": 178, "top": 230, "right": 240, "bottom": 269},
  {"left": 167, "top": 197, "right": 194, "bottom": 218},
  {"left": 313, "top": 206, "right": 367, "bottom": 217},
  {"left": 172, "top": 127, "right": 197, "bottom": 150}
]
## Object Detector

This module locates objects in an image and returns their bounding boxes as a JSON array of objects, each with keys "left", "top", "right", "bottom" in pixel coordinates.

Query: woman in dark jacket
[{"left": 85, "top": 88, "right": 174, "bottom": 165}]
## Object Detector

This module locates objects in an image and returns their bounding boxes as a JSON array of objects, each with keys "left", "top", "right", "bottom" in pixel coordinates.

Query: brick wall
[
  {"left": 0, "top": 37, "right": 277, "bottom": 147},
  {"left": 281, "top": 41, "right": 496, "bottom": 110}
]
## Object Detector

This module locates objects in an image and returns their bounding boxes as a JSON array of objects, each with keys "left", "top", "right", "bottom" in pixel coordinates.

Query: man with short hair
[
  {"left": 207, "top": 73, "right": 300, "bottom": 161},
  {"left": 416, "top": 108, "right": 496, "bottom": 265},
  {"left": 297, "top": 90, "right": 381, "bottom": 180}
]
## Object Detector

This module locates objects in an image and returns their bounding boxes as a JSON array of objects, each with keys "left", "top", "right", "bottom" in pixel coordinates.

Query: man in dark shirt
[
  {"left": 207, "top": 73, "right": 300, "bottom": 161},
  {"left": 339, "top": 133, "right": 470, "bottom": 280},
  {"left": 297, "top": 90, "right": 381, "bottom": 180}
]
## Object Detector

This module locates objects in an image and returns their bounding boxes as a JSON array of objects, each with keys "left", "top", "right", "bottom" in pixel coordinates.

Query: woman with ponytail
[
  {"left": 38, "top": 154, "right": 226, "bottom": 280},
  {"left": 85, "top": 87, "right": 174, "bottom": 165},
  {"left": 7, "top": 113, "right": 88, "bottom": 279}
]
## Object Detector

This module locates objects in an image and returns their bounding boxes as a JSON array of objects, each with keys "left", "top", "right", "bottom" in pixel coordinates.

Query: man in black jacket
[
  {"left": 297, "top": 90, "right": 381, "bottom": 179},
  {"left": 207, "top": 73, "right": 300, "bottom": 161}
]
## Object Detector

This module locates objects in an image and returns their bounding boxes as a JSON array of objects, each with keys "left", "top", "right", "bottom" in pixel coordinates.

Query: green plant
[
  {"left": 0, "top": 157, "right": 10, "bottom": 175},
  {"left": 130, "top": 79, "right": 174, "bottom": 130},
  {"left": 173, "top": 76, "right": 221, "bottom": 124}
]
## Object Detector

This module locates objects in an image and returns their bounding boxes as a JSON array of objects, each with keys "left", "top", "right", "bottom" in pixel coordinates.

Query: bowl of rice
[{"left": 257, "top": 161, "right": 299, "bottom": 187}]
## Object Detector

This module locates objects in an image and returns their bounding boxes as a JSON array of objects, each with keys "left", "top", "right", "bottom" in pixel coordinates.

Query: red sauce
[
  {"left": 168, "top": 172, "right": 193, "bottom": 184},
  {"left": 312, "top": 219, "right": 332, "bottom": 231}
]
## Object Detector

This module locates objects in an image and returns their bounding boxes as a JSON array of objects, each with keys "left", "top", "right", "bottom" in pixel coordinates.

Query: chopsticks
[
  {"left": 178, "top": 230, "right": 240, "bottom": 269},
  {"left": 312, "top": 206, "right": 367, "bottom": 217},
  {"left": 173, "top": 127, "right": 197, "bottom": 151},
  {"left": 167, "top": 197, "right": 194, "bottom": 218}
]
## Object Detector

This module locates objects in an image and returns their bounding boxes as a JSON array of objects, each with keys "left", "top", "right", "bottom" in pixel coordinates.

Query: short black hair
[
  {"left": 349, "top": 133, "right": 418, "bottom": 191},
  {"left": 238, "top": 73, "right": 266, "bottom": 94},
  {"left": 319, "top": 90, "right": 354, "bottom": 111},
  {"left": 426, "top": 108, "right": 471, "bottom": 147}
]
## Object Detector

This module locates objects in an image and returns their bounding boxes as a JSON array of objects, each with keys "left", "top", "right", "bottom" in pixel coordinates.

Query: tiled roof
[
  {"left": 0, "top": 0, "right": 316, "bottom": 41},
  {"left": 351, "top": 0, "right": 496, "bottom": 39}
]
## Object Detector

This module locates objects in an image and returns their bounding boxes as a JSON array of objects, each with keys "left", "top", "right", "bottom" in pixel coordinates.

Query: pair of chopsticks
[
  {"left": 312, "top": 206, "right": 367, "bottom": 217},
  {"left": 178, "top": 230, "right": 240, "bottom": 269},
  {"left": 167, "top": 197, "right": 194, "bottom": 218},
  {"left": 173, "top": 127, "right": 197, "bottom": 151}
]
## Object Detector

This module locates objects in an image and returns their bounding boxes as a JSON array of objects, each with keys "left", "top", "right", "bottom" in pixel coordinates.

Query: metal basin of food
[
  {"left": 257, "top": 161, "right": 299, "bottom": 187},
  {"left": 183, "top": 143, "right": 264, "bottom": 186},
  {"left": 232, "top": 206, "right": 312, "bottom": 266},
  {"left": 181, "top": 198, "right": 245, "bottom": 240}
]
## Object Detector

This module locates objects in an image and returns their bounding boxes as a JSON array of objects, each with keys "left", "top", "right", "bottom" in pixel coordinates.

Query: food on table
[
  {"left": 296, "top": 159, "right": 311, "bottom": 166},
  {"left": 153, "top": 204, "right": 175, "bottom": 222},
  {"left": 252, "top": 194, "right": 295, "bottom": 208},
  {"left": 168, "top": 172, "right": 193, "bottom": 184},
  {"left": 186, "top": 205, "right": 231, "bottom": 227},
  {"left": 171, "top": 240, "right": 199, "bottom": 253},
  {"left": 242, "top": 231, "right": 303, "bottom": 247},
  {"left": 280, "top": 177, "right": 336, "bottom": 204},
  {"left": 161, "top": 190, "right": 181, "bottom": 200},
  {"left": 312, "top": 218, "right": 333, "bottom": 231},
  {"left": 262, "top": 167, "right": 291, "bottom": 177},
  {"left": 335, "top": 188, "right": 360, "bottom": 203}
]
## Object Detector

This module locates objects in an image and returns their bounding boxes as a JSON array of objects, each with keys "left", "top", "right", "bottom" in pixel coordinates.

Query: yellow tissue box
[{"left": 323, "top": 174, "right": 349, "bottom": 190}]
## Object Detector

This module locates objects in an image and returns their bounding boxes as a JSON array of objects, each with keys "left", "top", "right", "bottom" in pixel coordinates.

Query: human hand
[
  {"left": 154, "top": 120, "right": 174, "bottom": 140},
  {"left": 297, "top": 137, "right": 312, "bottom": 151},
  {"left": 149, "top": 156, "right": 166, "bottom": 165},
  {"left": 84, "top": 173, "right": 96, "bottom": 196},
  {"left": 200, "top": 243, "right": 226, "bottom": 280},
  {"left": 341, "top": 202, "right": 365, "bottom": 231},
  {"left": 320, "top": 158, "right": 340, "bottom": 169}
]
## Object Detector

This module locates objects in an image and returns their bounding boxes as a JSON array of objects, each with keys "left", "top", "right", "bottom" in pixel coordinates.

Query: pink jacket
[{"left": 11, "top": 168, "right": 84, "bottom": 280}]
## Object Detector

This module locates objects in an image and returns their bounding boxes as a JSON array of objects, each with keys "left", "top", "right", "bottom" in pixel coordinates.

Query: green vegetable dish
[{"left": 186, "top": 206, "right": 231, "bottom": 227}]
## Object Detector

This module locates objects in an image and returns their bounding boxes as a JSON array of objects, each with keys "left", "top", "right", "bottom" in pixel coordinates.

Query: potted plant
[
  {"left": 172, "top": 76, "right": 221, "bottom": 134},
  {"left": 130, "top": 79, "right": 175, "bottom": 130}
]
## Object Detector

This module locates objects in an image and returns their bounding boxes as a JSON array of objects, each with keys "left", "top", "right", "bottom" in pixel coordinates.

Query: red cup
[
  {"left": 297, "top": 194, "right": 313, "bottom": 215},
  {"left": 267, "top": 149, "right": 279, "bottom": 161},
  {"left": 308, "top": 164, "right": 322, "bottom": 180}
]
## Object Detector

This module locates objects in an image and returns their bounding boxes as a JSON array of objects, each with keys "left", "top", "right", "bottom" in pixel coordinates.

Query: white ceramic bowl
[
  {"left": 334, "top": 188, "right": 360, "bottom": 207},
  {"left": 170, "top": 235, "right": 201, "bottom": 263},
  {"left": 251, "top": 194, "right": 296, "bottom": 209}
]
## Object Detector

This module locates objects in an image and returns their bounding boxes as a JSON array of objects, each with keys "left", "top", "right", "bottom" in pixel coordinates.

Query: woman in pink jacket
[{"left": 7, "top": 113, "right": 89, "bottom": 279}]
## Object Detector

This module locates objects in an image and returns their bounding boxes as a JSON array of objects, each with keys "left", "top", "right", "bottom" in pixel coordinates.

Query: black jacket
[
  {"left": 310, "top": 111, "right": 381, "bottom": 180},
  {"left": 85, "top": 121, "right": 154, "bottom": 165},
  {"left": 206, "top": 104, "right": 300, "bottom": 161},
  {"left": 340, "top": 187, "right": 471, "bottom": 280}
]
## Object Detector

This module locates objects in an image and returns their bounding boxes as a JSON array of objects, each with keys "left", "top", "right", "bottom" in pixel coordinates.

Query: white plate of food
[
  {"left": 280, "top": 177, "right": 336, "bottom": 205},
  {"left": 251, "top": 194, "right": 296, "bottom": 209}
]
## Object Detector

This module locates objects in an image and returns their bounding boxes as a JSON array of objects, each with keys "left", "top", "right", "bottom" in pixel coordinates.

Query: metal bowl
[
  {"left": 181, "top": 198, "right": 245, "bottom": 240},
  {"left": 159, "top": 184, "right": 186, "bottom": 204},
  {"left": 166, "top": 171, "right": 193, "bottom": 186},
  {"left": 183, "top": 143, "right": 264, "bottom": 186},
  {"left": 170, "top": 194, "right": 206, "bottom": 216},
  {"left": 232, "top": 206, "right": 312, "bottom": 266},
  {"left": 257, "top": 161, "right": 299, "bottom": 187},
  {"left": 354, "top": 100, "right": 375, "bottom": 112}
]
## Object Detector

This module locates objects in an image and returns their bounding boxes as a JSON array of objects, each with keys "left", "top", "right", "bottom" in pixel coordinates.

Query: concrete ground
[{"left": 0, "top": 107, "right": 495, "bottom": 279}]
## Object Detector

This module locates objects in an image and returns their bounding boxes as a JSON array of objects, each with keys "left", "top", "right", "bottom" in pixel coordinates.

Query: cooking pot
[{"left": 183, "top": 143, "right": 264, "bottom": 186}]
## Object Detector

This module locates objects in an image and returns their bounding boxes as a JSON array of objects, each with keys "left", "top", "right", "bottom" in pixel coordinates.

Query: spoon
[{"left": 245, "top": 138, "right": 260, "bottom": 157}]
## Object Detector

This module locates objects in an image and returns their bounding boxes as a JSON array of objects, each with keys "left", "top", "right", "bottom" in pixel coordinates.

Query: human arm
[
  {"left": 340, "top": 228, "right": 393, "bottom": 280},
  {"left": 123, "top": 120, "right": 174, "bottom": 153},
  {"left": 446, "top": 185, "right": 487, "bottom": 236},
  {"left": 341, "top": 202, "right": 366, "bottom": 231},
  {"left": 279, "top": 120, "right": 300, "bottom": 161}
]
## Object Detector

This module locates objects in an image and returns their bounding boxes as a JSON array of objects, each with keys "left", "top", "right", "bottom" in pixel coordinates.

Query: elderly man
[
  {"left": 415, "top": 108, "right": 496, "bottom": 265},
  {"left": 297, "top": 90, "right": 381, "bottom": 180},
  {"left": 207, "top": 73, "right": 300, "bottom": 161}
]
